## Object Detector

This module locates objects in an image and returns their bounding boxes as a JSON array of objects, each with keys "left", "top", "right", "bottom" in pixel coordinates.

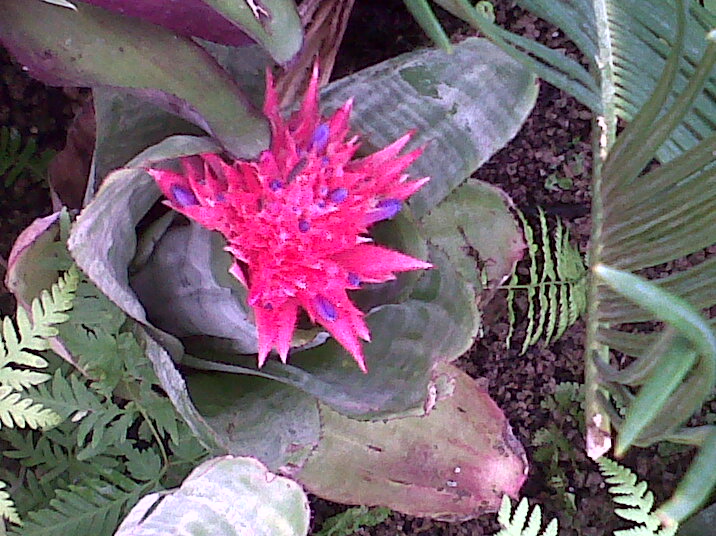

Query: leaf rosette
[{"left": 6, "top": 37, "right": 535, "bottom": 517}]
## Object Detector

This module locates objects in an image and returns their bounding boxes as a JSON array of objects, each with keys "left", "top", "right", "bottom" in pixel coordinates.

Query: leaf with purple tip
[
  {"left": 0, "top": 0, "right": 269, "bottom": 159},
  {"left": 294, "top": 363, "right": 528, "bottom": 520}
]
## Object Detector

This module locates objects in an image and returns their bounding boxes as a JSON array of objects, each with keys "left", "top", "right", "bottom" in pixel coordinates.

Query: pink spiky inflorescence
[{"left": 148, "top": 65, "right": 431, "bottom": 372}]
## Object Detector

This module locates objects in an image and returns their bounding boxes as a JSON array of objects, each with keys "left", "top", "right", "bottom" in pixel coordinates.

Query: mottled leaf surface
[
  {"left": 115, "top": 456, "right": 310, "bottom": 536},
  {"left": 187, "top": 248, "right": 480, "bottom": 420},
  {"left": 294, "top": 363, "right": 528, "bottom": 520},
  {"left": 321, "top": 37, "right": 538, "bottom": 218},
  {"left": 187, "top": 373, "right": 320, "bottom": 472},
  {"left": 420, "top": 179, "right": 525, "bottom": 291},
  {"left": 89, "top": 89, "right": 204, "bottom": 200}
]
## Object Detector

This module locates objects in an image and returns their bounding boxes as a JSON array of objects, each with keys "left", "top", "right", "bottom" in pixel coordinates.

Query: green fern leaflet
[
  {"left": 0, "top": 127, "right": 55, "bottom": 187},
  {"left": 494, "top": 495, "right": 558, "bottom": 536},
  {"left": 505, "top": 208, "right": 587, "bottom": 352},
  {"left": 598, "top": 457, "right": 678, "bottom": 536},
  {"left": 0, "top": 266, "right": 79, "bottom": 430}
]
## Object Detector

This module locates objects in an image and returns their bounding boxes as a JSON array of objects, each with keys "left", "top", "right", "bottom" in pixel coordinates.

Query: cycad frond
[
  {"left": 494, "top": 495, "right": 558, "bottom": 536},
  {"left": 582, "top": 1, "right": 716, "bottom": 523},
  {"left": 505, "top": 209, "right": 587, "bottom": 352}
]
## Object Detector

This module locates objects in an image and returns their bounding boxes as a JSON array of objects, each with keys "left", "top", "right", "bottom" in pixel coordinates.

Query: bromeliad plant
[
  {"left": 1, "top": 0, "right": 539, "bottom": 533},
  {"left": 147, "top": 66, "right": 433, "bottom": 372}
]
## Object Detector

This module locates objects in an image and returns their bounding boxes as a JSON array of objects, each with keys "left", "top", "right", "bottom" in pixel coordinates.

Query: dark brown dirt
[{"left": 0, "top": 1, "right": 699, "bottom": 535}]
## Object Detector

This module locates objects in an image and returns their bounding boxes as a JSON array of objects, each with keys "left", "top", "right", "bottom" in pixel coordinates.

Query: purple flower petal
[
  {"left": 171, "top": 185, "right": 198, "bottom": 207},
  {"left": 363, "top": 198, "right": 402, "bottom": 224},
  {"left": 314, "top": 295, "right": 338, "bottom": 322},
  {"left": 329, "top": 188, "right": 349, "bottom": 204},
  {"left": 310, "top": 123, "right": 330, "bottom": 152}
]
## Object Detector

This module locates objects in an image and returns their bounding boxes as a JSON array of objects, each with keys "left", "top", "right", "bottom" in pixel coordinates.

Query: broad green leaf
[
  {"left": 136, "top": 327, "right": 224, "bottom": 452},
  {"left": 69, "top": 136, "right": 221, "bottom": 326},
  {"left": 75, "top": 0, "right": 303, "bottom": 64},
  {"left": 131, "top": 223, "right": 258, "bottom": 353},
  {"left": 320, "top": 37, "right": 538, "bottom": 219},
  {"left": 200, "top": 0, "right": 303, "bottom": 64},
  {"left": 678, "top": 500, "right": 716, "bottom": 536},
  {"left": 184, "top": 248, "right": 480, "bottom": 420},
  {"left": 294, "top": 363, "right": 527, "bottom": 520},
  {"left": 0, "top": 0, "right": 269, "bottom": 159},
  {"left": 115, "top": 456, "right": 310, "bottom": 536},
  {"left": 199, "top": 43, "right": 273, "bottom": 109},
  {"left": 187, "top": 373, "right": 320, "bottom": 471},
  {"left": 419, "top": 179, "right": 525, "bottom": 292},
  {"left": 89, "top": 89, "right": 204, "bottom": 202}
]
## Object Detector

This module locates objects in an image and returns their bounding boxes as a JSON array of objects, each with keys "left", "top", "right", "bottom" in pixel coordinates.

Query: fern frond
[
  {"left": 314, "top": 505, "right": 392, "bottom": 536},
  {"left": 598, "top": 457, "right": 679, "bottom": 536},
  {"left": 494, "top": 495, "right": 558, "bottom": 536},
  {"left": 0, "top": 369, "right": 51, "bottom": 391},
  {"left": 0, "top": 386, "right": 61, "bottom": 429},
  {"left": 0, "top": 479, "right": 22, "bottom": 526},
  {"left": 0, "top": 268, "right": 78, "bottom": 431},
  {"left": 10, "top": 473, "right": 150, "bottom": 536},
  {"left": 0, "top": 127, "right": 54, "bottom": 187},
  {"left": 504, "top": 209, "right": 587, "bottom": 353},
  {"left": 0, "top": 266, "right": 79, "bottom": 369}
]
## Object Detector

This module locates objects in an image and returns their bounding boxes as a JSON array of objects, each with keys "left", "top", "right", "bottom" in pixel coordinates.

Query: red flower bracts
[{"left": 148, "top": 66, "right": 431, "bottom": 372}]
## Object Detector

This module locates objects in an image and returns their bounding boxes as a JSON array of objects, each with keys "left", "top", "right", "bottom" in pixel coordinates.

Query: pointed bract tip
[{"left": 257, "top": 349, "right": 269, "bottom": 368}]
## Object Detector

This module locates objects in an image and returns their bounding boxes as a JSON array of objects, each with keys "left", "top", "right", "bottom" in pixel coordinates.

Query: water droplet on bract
[{"left": 298, "top": 219, "right": 310, "bottom": 233}]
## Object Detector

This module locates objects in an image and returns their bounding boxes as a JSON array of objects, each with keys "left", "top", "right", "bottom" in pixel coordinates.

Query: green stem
[{"left": 584, "top": 0, "right": 618, "bottom": 460}]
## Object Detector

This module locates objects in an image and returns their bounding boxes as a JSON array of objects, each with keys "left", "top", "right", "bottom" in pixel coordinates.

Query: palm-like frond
[
  {"left": 405, "top": 0, "right": 716, "bottom": 525},
  {"left": 430, "top": 0, "right": 715, "bottom": 163},
  {"left": 515, "top": 0, "right": 716, "bottom": 162}
]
